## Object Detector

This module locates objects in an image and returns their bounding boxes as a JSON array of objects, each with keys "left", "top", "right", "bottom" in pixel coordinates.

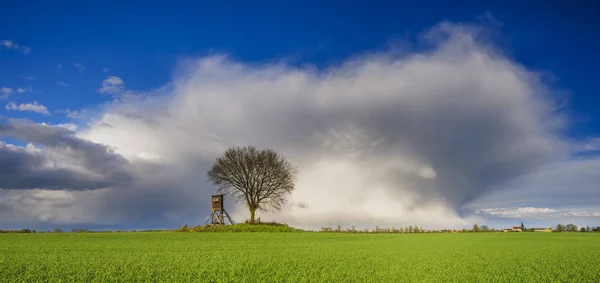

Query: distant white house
[{"left": 503, "top": 226, "right": 522, "bottom": 232}]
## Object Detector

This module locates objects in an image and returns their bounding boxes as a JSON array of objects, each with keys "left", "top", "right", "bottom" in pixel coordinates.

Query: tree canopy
[{"left": 207, "top": 145, "right": 298, "bottom": 223}]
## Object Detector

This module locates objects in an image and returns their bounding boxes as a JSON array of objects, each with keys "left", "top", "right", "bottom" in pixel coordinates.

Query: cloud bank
[
  {"left": 0, "top": 117, "right": 135, "bottom": 191},
  {"left": 1, "top": 23, "right": 597, "bottom": 229},
  {"left": 476, "top": 207, "right": 600, "bottom": 220}
]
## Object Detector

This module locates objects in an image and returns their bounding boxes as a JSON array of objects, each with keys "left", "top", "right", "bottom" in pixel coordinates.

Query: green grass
[{"left": 1, "top": 232, "right": 599, "bottom": 282}]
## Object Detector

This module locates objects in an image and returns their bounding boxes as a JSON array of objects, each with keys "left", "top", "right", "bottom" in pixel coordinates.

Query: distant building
[
  {"left": 503, "top": 227, "right": 551, "bottom": 232},
  {"left": 503, "top": 226, "right": 523, "bottom": 232}
]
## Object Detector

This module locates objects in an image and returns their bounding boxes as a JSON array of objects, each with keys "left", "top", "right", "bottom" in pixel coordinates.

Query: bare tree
[{"left": 207, "top": 146, "right": 298, "bottom": 223}]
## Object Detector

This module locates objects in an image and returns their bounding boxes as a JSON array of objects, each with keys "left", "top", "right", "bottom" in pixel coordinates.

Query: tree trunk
[{"left": 249, "top": 208, "right": 256, "bottom": 224}]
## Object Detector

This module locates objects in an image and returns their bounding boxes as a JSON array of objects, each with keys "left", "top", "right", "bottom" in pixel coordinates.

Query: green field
[{"left": 1, "top": 232, "right": 599, "bottom": 282}]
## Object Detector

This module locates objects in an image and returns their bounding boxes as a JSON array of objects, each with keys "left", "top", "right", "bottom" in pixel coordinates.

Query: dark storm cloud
[
  {"left": 0, "top": 117, "right": 134, "bottom": 190},
  {"left": 467, "top": 157, "right": 600, "bottom": 211}
]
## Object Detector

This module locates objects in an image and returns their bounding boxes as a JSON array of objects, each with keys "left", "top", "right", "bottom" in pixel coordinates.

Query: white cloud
[
  {"left": 58, "top": 81, "right": 69, "bottom": 88},
  {"left": 1, "top": 87, "right": 12, "bottom": 94},
  {"left": 38, "top": 122, "right": 77, "bottom": 131},
  {"left": 105, "top": 76, "right": 123, "bottom": 85},
  {"left": 582, "top": 138, "right": 600, "bottom": 152},
  {"left": 0, "top": 22, "right": 597, "bottom": 230},
  {"left": 1, "top": 40, "right": 31, "bottom": 54},
  {"left": 1, "top": 87, "right": 12, "bottom": 99},
  {"left": 5, "top": 101, "right": 51, "bottom": 115},
  {"left": 22, "top": 76, "right": 35, "bottom": 81},
  {"left": 103, "top": 68, "right": 111, "bottom": 73},
  {"left": 98, "top": 76, "right": 125, "bottom": 94},
  {"left": 74, "top": 63, "right": 86, "bottom": 73},
  {"left": 74, "top": 23, "right": 569, "bottom": 229},
  {"left": 60, "top": 108, "right": 86, "bottom": 119},
  {"left": 55, "top": 123, "right": 78, "bottom": 131},
  {"left": 1, "top": 86, "right": 32, "bottom": 96},
  {"left": 5, "top": 102, "right": 16, "bottom": 110},
  {"left": 1, "top": 40, "right": 15, "bottom": 48},
  {"left": 16, "top": 86, "right": 33, "bottom": 94}
]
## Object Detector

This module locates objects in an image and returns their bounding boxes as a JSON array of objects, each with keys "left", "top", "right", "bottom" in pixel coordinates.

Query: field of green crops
[{"left": 1, "top": 232, "right": 599, "bottom": 282}]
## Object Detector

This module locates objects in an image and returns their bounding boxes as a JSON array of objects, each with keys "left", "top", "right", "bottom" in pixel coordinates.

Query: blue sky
[
  {"left": 2, "top": 1, "right": 599, "bottom": 133},
  {"left": 1, "top": 1, "right": 600, "bottom": 230}
]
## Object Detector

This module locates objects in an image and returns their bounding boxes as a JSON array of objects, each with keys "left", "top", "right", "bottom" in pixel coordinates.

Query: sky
[{"left": 1, "top": 1, "right": 599, "bottom": 231}]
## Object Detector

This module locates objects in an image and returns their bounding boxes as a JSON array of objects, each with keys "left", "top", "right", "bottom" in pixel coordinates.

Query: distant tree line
[
  {"left": 0, "top": 228, "right": 172, "bottom": 233},
  {"left": 554, "top": 224, "right": 598, "bottom": 232},
  {"left": 320, "top": 225, "right": 428, "bottom": 233},
  {"left": 2, "top": 223, "right": 599, "bottom": 234},
  {"left": 318, "top": 224, "right": 600, "bottom": 233},
  {"left": 0, "top": 229, "right": 37, "bottom": 233},
  {"left": 471, "top": 223, "right": 600, "bottom": 233}
]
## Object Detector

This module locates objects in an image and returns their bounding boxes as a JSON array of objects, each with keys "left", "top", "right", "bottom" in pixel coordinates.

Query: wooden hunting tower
[
  {"left": 207, "top": 194, "right": 235, "bottom": 225},
  {"left": 212, "top": 194, "right": 223, "bottom": 211}
]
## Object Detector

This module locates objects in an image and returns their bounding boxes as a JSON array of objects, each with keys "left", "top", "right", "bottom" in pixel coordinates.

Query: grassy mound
[{"left": 174, "top": 222, "right": 303, "bottom": 232}]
